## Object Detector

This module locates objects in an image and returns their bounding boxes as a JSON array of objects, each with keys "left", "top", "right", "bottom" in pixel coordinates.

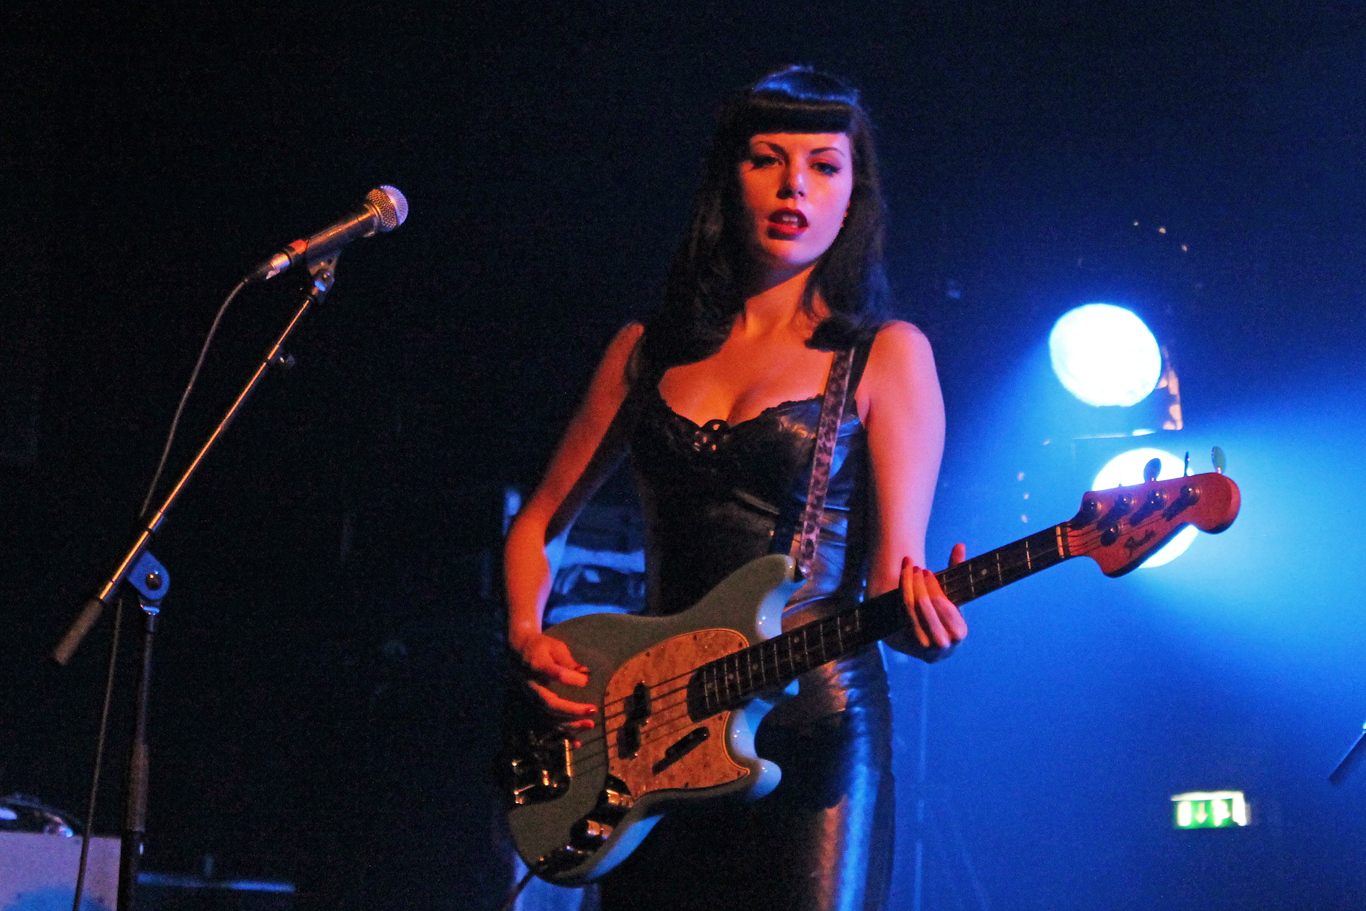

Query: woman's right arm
[{"left": 504, "top": 322, "right": 644, "bottom": 723}]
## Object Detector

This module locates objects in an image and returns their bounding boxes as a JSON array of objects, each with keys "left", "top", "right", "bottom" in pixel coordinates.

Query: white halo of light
[
  {"left": 1092, "top": 447, "right": 1199, "bottom": 569},
  {"left": 1049, "top": 304, "right": 1163, "bottom": 407}
]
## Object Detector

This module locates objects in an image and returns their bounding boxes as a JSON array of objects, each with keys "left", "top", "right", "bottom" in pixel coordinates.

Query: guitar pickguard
[{"left": 605, "top": 629, "right": 750, "bottom": 797}]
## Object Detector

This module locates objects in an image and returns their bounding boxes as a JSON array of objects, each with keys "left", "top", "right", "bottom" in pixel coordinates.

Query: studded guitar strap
[{"left": 791, "top": 346, "right": 856, "bottom": 582}]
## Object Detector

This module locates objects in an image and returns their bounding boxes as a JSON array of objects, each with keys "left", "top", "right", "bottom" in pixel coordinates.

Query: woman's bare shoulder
[
  {"left": 613, "top": 321, "right": 646, "bottom": 347},
  {"left": 866, "top": 320, "right": 936, "bottom": 383},
  {"left": 593, "top": 321, "right": 646, "bottom": 386}
]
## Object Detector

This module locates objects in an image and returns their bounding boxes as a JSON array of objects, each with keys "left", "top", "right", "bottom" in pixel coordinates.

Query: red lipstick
[{"left": 767, "top": 208, "right": 808, "bottom": 238}]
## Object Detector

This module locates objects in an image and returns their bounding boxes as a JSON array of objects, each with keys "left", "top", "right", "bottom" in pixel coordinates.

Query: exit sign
[{"left": 1172, "top": 791, "right": 1249, "bottom": 829}]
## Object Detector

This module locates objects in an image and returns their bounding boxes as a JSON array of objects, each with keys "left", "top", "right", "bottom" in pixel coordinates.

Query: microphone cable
[
  {"left": 138, "top": 276, "right": 250, "bottom": 520},
  {"left": 70, "top": 275, "right": 249, "bottom": 911}
]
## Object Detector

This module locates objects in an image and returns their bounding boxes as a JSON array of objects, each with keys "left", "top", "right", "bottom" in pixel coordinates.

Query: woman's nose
[{"left": 778, "top": 165, "right": 806, "bottom": 199}]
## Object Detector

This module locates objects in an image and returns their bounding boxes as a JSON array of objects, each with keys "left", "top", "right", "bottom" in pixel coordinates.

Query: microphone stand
[
  {"left": 118, "top": 553, "right": 166, "bottom": 911},
  {"left": 54, "top": 256, "right": 338, "bottom": 911},
  {"left": 1331, "top": 720, "right": 1366, "bottom": 786}
]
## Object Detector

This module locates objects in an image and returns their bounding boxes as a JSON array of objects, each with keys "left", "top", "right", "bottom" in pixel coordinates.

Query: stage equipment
[
  {"left": 1330, "top": 721, "right": 1366, "bottom": 786},
  {"left": 1050, "top": 304, "right": 1162, "bottom": 407},
  {"left": 1045, "top": 302, "right": 1182, "bottom": 438},
  {"left": 51, "top": 186, "right": 405, "bottom": 910}
]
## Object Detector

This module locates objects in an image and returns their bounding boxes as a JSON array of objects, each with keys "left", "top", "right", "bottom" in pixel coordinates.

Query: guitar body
[{"left": 506, "top": 554, "right": 800, "bottom": 886}]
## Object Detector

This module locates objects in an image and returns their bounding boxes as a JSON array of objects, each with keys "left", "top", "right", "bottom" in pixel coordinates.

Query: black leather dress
[{"left": 596, "top": 341, "right": 894, "bottom": 911}]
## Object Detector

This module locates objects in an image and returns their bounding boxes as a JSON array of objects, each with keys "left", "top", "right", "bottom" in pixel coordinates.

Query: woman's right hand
[{"left": 511, "top": 630, "right": 598, "bottom": 729}]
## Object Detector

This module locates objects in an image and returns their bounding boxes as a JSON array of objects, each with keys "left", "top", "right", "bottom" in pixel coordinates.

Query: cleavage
[{"left": 657, "top": 351, "right": 834, "bottom": 428}]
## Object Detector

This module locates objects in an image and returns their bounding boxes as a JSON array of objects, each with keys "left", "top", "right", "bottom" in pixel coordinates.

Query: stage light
[
  {"left": 1049, "top": 304, "right": 1163, "bottom": 408},
  {"left": 1092, "top": 447, "right": 1199, "bottom": 568}
]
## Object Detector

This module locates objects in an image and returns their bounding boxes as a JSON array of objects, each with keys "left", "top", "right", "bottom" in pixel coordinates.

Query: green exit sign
[{"left": 1172, "top": 791, "right": 1249, "bottom": 829}]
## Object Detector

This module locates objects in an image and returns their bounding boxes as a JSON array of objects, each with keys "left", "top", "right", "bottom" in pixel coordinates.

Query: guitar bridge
[{"left": 509, "top": 732, "right": 574, "bottom": 806}]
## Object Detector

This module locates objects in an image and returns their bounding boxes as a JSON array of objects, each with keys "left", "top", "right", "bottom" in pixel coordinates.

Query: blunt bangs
[
  {"left": 723, "top": 68, "right": 861, "bottom": 145},
  {"left": 735, "top": 92, "right": 854, "bottom": 137}
]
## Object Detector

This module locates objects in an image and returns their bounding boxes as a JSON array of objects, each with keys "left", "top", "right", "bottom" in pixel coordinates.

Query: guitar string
[
  {"left": 594, "top": 612, "right": 864, "bottom": 721},
  {"left": 595, "top": 633, "right": 840, "bottom": 743},
  {"left": 583, "top": 632, "right": 854, "bottom": 773},
  {"left": 570, "top": 506, "right": 1195, "bottom": 777},
  {"left": 589, "top": 521, "right": 1054, "bottom": 719},
  {"left": 593, "top": 629, "right": 856, "bottom": 735},
  {"left": 601, "top": 575, "right": 936, "bottom": 717},
  {"left": 575, "top": 544, "right": 1029, "bottom": 773},
  {"left": 555, "top": 687, "right": 703, "bottom": 781},
  {"left": 592, "top": 623, "right": 852, "bottom": 722},
  {"left": 592, "top": 512, "right": 1166, "bottom": 720},
  {"left": 577, "top": 552, "right": 1023, "bottom": 775},
  {"left": 568, "top": 528, "right": 1053, "bottom": 776}
]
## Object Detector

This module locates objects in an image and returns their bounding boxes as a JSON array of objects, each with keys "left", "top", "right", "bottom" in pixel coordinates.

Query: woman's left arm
[{"left": 860, "top": 321, "right": 968, "bottom": 660}]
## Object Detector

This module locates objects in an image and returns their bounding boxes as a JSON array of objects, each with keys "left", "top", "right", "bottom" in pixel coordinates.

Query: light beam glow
[{"left": 1049, "top": 304, "right": 1162, "bottom": 407}]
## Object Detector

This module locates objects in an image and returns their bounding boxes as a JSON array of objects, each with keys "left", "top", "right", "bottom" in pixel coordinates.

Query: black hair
[{"left": 642, "top": 66, "right": 890, "bottom": 369}]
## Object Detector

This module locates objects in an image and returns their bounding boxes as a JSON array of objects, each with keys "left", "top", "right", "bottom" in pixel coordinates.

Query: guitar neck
[
  {"left": 689, "top": 523, "right": 1072, "bottom": 717},
  {"left": 936, "top": 522, "right": 1073, "bottom": 606}
]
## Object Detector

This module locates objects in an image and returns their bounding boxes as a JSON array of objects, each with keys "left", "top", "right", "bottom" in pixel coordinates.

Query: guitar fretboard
[
  {"left": 937, "top": 524, "right": 1071, "bottom": 606},
  {"left": 687, "top": 522, "right": 1072, "bottom": 718}
]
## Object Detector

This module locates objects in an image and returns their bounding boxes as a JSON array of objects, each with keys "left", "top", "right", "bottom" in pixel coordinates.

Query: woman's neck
[{"left": 736, "top": 263, "right": 821, "bottom": 339}]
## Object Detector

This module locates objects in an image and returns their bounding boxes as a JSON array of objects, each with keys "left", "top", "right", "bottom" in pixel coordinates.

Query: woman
[{"left": 505, "top": 67, "right": 967, "bottom": 911}]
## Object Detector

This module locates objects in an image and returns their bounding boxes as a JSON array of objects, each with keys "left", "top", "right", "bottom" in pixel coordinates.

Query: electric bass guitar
[{"left": 505, "top": 470, "right": 1240, "bottom": 886}]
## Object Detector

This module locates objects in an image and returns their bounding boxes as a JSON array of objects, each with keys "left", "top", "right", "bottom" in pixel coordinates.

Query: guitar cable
[
  {"left": 497, "top": 865, "right": 539, "bottom": 911},
  {"left": 498, "top": 852, "right": 580, "bottom": 911}
]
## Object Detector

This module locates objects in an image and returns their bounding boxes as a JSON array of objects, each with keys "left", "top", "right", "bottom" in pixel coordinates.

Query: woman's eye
[
  {"left": 813, "top": 161, "right": 841, "bottom": 176},
  {"left": 749, "top": 154, "right": 780, "bottom": 168}
]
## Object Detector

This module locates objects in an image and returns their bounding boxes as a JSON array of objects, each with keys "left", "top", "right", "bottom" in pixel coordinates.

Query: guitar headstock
[{"left": 1068, "top": 471, "right": 1241, "bottom": 576}]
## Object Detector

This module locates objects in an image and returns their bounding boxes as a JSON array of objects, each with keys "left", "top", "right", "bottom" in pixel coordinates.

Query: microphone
[{"left": 252, "top": 185, "right": 409, "bottom": 282}]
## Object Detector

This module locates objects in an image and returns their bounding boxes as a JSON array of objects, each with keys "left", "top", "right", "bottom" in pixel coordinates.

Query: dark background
[{"left": 3, "top": 2, "right": 1365, "bottom": 909}]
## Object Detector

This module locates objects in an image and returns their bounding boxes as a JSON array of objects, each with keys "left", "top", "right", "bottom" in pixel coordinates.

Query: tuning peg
[
  {"left": 1143, "top": 457, "right": 1162, "bottom": 484},
  {"left": 1211, "top": 446, "right": 1226, "bottom": 475}
]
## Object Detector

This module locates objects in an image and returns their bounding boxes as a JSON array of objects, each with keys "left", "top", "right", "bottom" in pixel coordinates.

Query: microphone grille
[{"left": 367, "top": 186, "right": 409, "bottom": 232}]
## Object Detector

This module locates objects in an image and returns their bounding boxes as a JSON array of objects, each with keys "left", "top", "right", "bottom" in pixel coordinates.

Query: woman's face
[{"left": 737, "top": 132, "right": 854, "bottom": 280}]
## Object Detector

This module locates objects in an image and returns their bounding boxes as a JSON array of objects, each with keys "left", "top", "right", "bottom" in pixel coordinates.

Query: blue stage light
[
  {"left": 1092, "top": 447, "right": 1199, "bottom": 568},
  {"left": 1049, "top": 304, "right": 1163, "bottom": 407}
]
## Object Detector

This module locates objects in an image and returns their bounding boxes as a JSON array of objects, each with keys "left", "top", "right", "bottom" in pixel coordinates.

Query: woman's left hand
[{"left": 900, "top": 542, "right": 968, "bottom": 661}]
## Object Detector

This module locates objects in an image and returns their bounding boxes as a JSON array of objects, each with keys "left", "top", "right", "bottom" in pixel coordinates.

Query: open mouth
[{"left": 767, "top": 209, "right": 808, "bottom": 236}]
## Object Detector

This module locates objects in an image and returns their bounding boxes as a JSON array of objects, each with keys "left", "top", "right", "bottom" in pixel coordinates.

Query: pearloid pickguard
[{"left": 605, "top": 628, "right": 750, "bottom": 796}]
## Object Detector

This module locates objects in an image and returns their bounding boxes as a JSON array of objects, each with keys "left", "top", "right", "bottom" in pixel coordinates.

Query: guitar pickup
[
  {"left": 617, "top": 682, "right": 652, "bottom": 760},
  {"left": 625, "top": 682, "right": 651, "bottom": 721},
  {"left": 652, "top": 727, "right": 710, "bottom": 775}
]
